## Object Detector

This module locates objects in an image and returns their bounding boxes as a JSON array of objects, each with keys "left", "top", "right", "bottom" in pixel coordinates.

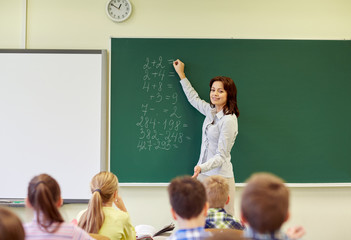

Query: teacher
[{"left": 173, "top": 59, "right": 239, "bottom": 216}]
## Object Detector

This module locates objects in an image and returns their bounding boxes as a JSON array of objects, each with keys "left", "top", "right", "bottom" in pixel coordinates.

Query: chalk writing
[{"left": 136, "top": 56, "right": 190, "bottom": 151}]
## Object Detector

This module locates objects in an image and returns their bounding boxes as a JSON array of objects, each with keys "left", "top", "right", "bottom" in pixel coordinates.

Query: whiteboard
[{"left": 0, "top": 50, "right": 107, "bottom": 202}]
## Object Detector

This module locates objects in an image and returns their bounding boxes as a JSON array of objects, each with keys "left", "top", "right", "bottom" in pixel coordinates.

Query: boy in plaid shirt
[{"left": 203, "top": 175, "right": 244, "bottom": 230}]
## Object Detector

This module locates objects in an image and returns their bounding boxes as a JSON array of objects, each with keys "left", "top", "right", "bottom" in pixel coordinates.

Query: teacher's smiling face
[{"left": 210, "top": 81, "right": 228, "bottom": 111}]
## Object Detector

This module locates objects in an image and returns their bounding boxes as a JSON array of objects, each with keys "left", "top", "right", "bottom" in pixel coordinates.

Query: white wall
[{"left": 1, "top": 1, "right": 351, "bottom": 239}]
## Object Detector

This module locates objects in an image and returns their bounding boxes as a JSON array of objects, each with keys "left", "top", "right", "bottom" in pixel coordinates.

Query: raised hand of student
[
  {"left": 286, "top": 225, "right": 306, "bottom": 239},
  {"left": 173, "top": 59, "right": 186, "bottom": 80},
  {"left": 114, "top": 195, "right": 127, "bottom": 212}
]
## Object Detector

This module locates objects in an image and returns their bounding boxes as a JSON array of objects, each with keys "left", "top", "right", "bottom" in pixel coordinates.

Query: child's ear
[
  {"left": 56, "top": 197, "right": 63, "bottom": 208},
  {"left": 25, "top": 198, "right": 32, "bottom": 208},
  {"left": 240, "top": 212, "right": 248, "bottom": 225},
  {"left": 170, "top": 207, "right": 178, "bottom": 220},
  {"left": 225, "top": 195, "right": 230, "bottom": 205},
  {"left": 284, "top": 211, "right": 290, "bottom": 222},
  {"left": 203, "top": 202, "right": 209, "bottom": 216}
]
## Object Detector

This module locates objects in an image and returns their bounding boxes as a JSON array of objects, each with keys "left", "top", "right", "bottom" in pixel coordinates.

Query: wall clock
[{"left": 106, "top": 0, "right": 132, "bottom": 22}]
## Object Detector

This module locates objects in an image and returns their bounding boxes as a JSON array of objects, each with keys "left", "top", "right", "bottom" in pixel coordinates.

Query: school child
[
  {"left": 0, "top": 207, "right": 25, "bottom": 240},
  {"left": 203, "top": 175, "right": 244, "bottom": 230},
  {"left": 78, "top": 171, "right": 135, "bottom": 240},
  {"left": 24, "top": 173, "right": 93, "bottom": 240},
  {"left": 167, "top": 176, "right": 211, "bottom": 240},
  {"left": 241, "top": 173, "right": 305, "bottom": 240}
]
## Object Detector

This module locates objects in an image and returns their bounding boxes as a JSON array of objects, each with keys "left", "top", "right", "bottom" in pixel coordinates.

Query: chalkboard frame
[{"left": 109, "top": 38, "right": 351, "bottom": 186}]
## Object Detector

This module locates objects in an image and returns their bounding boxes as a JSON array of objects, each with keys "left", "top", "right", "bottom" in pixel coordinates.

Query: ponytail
[
  {"left": 78, "top": 171, "right": 118, "bottom": 234},
  {"left": 78, "top": 191, "right": 104, "bottom": 233},
  {"left": 27, "top": 174, "right": 64, "bottom": 233}
]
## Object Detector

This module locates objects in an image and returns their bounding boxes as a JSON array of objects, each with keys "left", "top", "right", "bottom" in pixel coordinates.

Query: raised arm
[
  {"left": 114, "top": 195, "right": 127, "bottom": 212},
  {"left": 173, "top": 59, "right": 186, "bottom": 80},
  {"left": 173, "top": 59, "right": 211, "bottom": 116}
]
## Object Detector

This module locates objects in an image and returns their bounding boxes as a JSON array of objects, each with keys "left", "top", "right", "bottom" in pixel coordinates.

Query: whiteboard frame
[{"left": 0, "top": 49, "right": 108, "bottom": 203}]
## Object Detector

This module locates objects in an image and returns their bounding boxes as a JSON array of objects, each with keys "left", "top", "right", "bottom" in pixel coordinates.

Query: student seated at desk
[
  {"left": 203, "top": 175, "right": 244, "bottom": 230},
  {"left": 77, "top": 171, "right": 135, "bottom": 240},
  {"left": 241, "top": 173, "right": 305, "bottom": 240},
  {"left": 24, "top": 173, "right": 93, "bottom": 240},
  {"left": 167, "top": 176, "right": 211, "bottom": 240},
  {"left": 0, "top": 207, "right": 25, "bottom": 240}
]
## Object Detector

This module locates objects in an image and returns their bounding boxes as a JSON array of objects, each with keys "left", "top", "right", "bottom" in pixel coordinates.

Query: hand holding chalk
[{"left": 173, "top": 59, "right": 186, "bottom": 80}]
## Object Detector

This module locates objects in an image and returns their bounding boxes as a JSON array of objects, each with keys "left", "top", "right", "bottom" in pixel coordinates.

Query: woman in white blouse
[{"left": 173, "top": 59, "right": 239, "bottom": 216}]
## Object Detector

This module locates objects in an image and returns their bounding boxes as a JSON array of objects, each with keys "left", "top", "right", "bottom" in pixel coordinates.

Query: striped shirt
[{"left": 24, "top": 219, "right": 93, "bottom": 240}]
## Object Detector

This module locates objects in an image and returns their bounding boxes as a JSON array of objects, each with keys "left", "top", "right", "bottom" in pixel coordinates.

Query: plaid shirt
[
  {"left": 205, "top": 208, "right": 244, "bottom": 230},
  {"left": 244, "top": 227, "right": 294, "bottom": 240},
  {"left": 168, "top": 227, "right": 211, "bottom": 240}
]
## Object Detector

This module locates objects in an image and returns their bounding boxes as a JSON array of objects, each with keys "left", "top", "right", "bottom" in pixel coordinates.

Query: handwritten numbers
[
  {"left": 172, "top": 93, "right": 178, "bottom": 104},
  {"left": 141, "top": 104, "right": 148, "bottom": 116},
  {"left": 156, "top": 56, "right": 165, "bottom": 69},
  {"left": 143, "top": 81, "right": 150, "bottom": 92},
  {"left": 136, "top": 56, "right": 189, "bottom": 151}
]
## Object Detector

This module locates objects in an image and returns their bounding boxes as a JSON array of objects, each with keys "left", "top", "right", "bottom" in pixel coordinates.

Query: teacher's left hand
[{"left": 192, "top": 166, "right": 201, "bottom": 178}]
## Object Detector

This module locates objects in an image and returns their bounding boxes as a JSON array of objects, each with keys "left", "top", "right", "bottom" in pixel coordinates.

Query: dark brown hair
[
  {"left": 210, "top": 76, "right": 239, "bottom": 117},
  {"left": 241, "top": 173, "right": 289, "bottom": 233},
  {"left": 27, "top": 173, "right": 64, "bottom": 233},
  {"left": 168, "top": 176, "right": 207, "bottom": 219},
  {"left": 78, "top": 171, "right": 118, "bottom": 233},
  {"left": 0, "top": 207, "right": 25, "bottom": 240}
]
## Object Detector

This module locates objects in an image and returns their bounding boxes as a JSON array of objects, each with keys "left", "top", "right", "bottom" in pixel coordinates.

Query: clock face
[{"left": 106, "top": 0, "right": 132, "bottom": 22}]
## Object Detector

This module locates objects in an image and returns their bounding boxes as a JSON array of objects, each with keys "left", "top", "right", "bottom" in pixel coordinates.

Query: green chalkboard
[{"left": 110, "top": 38, "right": 351, "bottom": 183}]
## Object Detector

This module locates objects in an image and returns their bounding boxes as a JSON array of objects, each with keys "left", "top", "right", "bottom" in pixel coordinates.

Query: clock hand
[
  {"left": 118, "top": 4, "right": 122, "bottom": 9},
  {"left": 111, "top": 3, "right": 119, "bottom": 9}
]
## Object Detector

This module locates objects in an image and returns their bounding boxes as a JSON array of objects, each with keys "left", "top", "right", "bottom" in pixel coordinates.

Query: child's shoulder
[
  {"left": 207, "top": 207, "right": 225, "bottom": 213},
  {"left": 103, "top": 207, "right": 130, "bottom": 219},
  {"left": 244, "top": 227, "right": 292, "bottom": 240}
]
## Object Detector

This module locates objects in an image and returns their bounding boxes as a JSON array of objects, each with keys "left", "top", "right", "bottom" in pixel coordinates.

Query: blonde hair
[
  {"left": 241, "top": 173, "right": 289, "bottom": 233},
  {"left": 78, "top": 171, "right": 118, "bottom": 233},
  {"left": 203, "top": 175, "right": 229, "bottom": 208}
]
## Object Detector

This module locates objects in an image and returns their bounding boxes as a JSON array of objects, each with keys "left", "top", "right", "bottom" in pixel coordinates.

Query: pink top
[{"left": 24, "top": 219, "right": 93, "bottom": 240}]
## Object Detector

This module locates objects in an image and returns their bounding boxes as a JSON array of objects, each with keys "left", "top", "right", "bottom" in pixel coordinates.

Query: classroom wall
[
  {"left": 1, "top": 1, "right": 351, "bottom": 239},
  {"left": 0, "top": 0, "right": 24, "bottom": 48}
]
